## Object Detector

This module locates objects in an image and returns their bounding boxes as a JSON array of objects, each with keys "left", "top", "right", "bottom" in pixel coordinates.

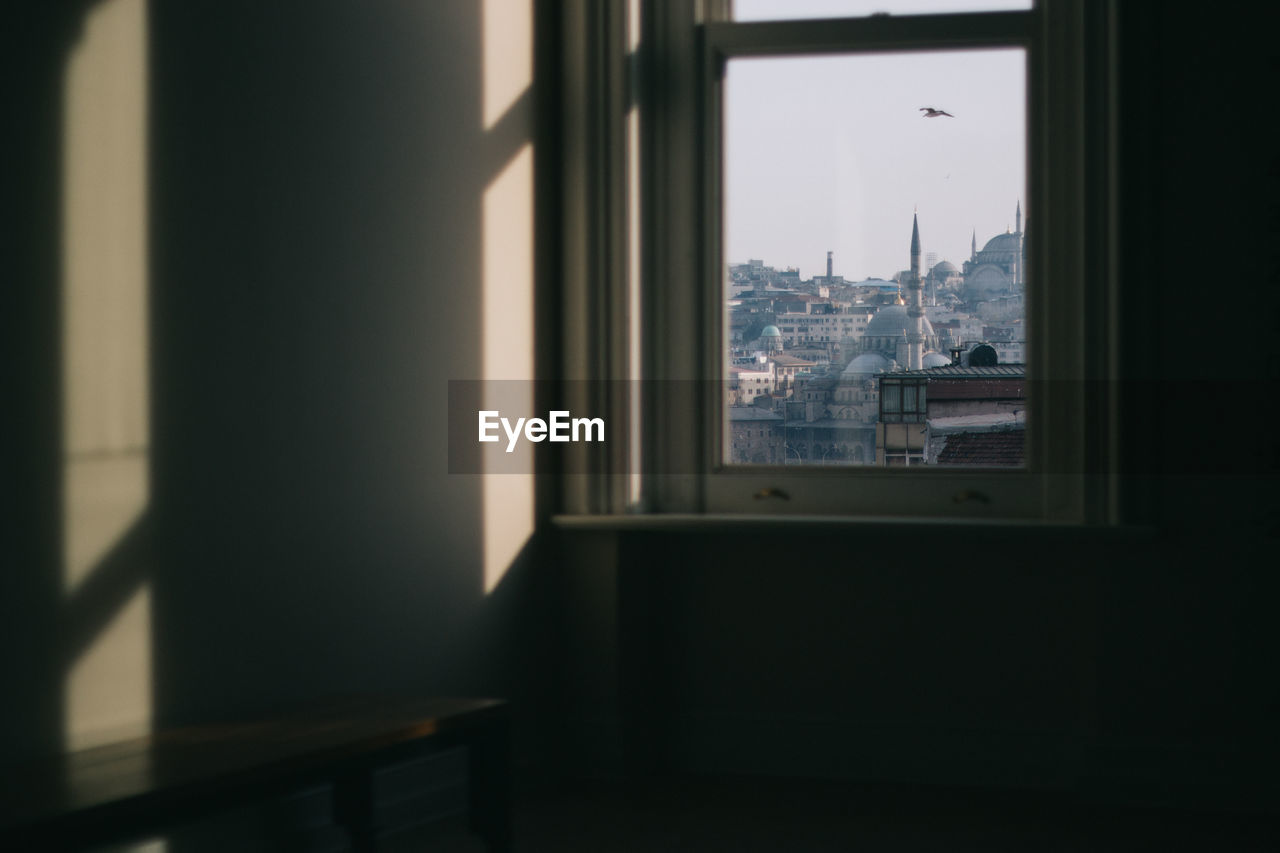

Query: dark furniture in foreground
[{"left": 0, "top": 696, "right": 510, "bottom": 851}]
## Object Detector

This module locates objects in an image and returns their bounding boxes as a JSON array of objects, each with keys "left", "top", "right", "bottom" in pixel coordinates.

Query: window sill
[{"left": 551, "top": 513, "right": 1153, "bottom": 538}]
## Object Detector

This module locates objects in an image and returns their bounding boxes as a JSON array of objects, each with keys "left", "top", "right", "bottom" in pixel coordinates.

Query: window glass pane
[
  {"left": 733, "top": 0, "right": 1032, "bottom": 22},
  {"left": 883, "top": 385, "right": 900, "bottom": 413},
  {"left": 723, "top": 49, "right": 1026, "bottom": 468}
]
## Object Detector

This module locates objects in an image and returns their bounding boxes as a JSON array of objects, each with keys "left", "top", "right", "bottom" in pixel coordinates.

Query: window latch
[{"left": 754, "top": 487, "right": 791, "bottom": 501}]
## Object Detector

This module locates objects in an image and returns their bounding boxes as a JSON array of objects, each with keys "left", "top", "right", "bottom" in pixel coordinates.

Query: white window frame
[{"left": 559, "top": 0, "right": 1119, "bottom": 524}]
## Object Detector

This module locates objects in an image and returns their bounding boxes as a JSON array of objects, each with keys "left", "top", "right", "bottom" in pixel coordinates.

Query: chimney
[{"left": 826, "top": 251, "right": 833, "bottom": 279}]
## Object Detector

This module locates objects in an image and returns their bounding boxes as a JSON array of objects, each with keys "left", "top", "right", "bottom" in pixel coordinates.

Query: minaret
[
  {"left": 1020, "top": 214, "right": 1028, "bottom": 289},
  {"left": 971, "top": 229, "right": 977, "bottom": 261},
  {"left": 910, "top": 211, "right": 921, "bottom": 277},
  {"left": 1014, "top": 200, "right": 1023, "bottom": 286},
  {"left": 906, "top": 212, "right": 924, "bottom": 371}
]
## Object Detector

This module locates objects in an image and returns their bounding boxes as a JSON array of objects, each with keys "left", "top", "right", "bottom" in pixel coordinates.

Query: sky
[{"left": 724, "top": 24, "right": 1027, "bottom": 282}]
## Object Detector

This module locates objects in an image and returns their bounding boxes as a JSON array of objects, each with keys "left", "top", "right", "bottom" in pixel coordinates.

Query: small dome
[
  {"left": 760, "top": 325, "right": 781, "bottom": 337},
  {"left": 922, "top": 351, "right": 951, "bottom": 368},
  {"left": 930, "top": 260, "right": 958, "bottom": 277},
  {"left": 842, "top": 352, "right": 891, "bottom": 377}
]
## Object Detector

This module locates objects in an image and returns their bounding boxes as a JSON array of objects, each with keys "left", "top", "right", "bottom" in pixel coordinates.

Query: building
[
  {"left": 962, "top": 201, "right": 1027, "bottom": 304},
  {"left": 727, "top": 362, "right": 775, "bottom": 405},
  {"left": 926, "top": 259, "right": 963, "bottom": 304},
  {"left": 855, "top": 215, "right": 949, "bottom": 369},
  {"left": 728, "top": 406, "right": 783, "bottom": 464},
  {"left": 876, "top": 364, "right": 1026, "bottom": 466},
  {"left": 764, "top": 347, "right": 903, "bottom": 468},
  {"left": 774, "top": 307, "right": 872, "bottom": 358},
  {"left": 767, "top": 352, "right": 817, "bottom": 391},
  {"left": 758, "top": 324, "right": 783, "bottom": 353}
]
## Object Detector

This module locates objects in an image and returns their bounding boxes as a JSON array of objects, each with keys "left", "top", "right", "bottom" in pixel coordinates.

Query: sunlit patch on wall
[
  {"left": 61, "top": 0, "right": 154, "bottom": 757},
  {"left": 481, "top": 143, "right": 535, "bottom": 593},
  {"left": 482, "top": 0, "right": 532, "bottom": 130},
  {"left": 65, "top": 585, "right": 153, "bottom": 751}
]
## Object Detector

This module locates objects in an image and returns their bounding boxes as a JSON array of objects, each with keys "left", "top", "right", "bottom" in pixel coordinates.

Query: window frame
[
  {"left": 558, "top": 0, "right": 1119, "bottom": 524},
  {"left": 626, "top": 0, "right": 1119, "bottom": 524}
]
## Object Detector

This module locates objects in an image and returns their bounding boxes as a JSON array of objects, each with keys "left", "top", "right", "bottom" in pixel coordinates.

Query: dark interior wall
[
  {"left": 2, "top": 3, "right": 68, "bottom": 771},
  {"left": 2, "top": 0, "right": 555, "bottom": 772},
  {"left": 555, "top": 4, "right": 1279, "bottom": 807},
  {"left": 590, "top": 523, "right": 1275, "bottom": 802},
  {"left": 146, "top": 0, "right": 493, "bottom": 723}
]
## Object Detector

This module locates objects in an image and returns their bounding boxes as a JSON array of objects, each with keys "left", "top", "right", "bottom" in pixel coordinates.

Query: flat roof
[{"left": 892, "top": 364, "right": 1026, "bottom": 379}]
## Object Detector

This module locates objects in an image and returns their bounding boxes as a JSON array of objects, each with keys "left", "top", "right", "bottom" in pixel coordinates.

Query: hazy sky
[{"left": 724, "top": 44, "right": 1026, "bottom": 282}]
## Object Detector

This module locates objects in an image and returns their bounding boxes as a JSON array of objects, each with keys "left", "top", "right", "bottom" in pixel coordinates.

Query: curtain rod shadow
[{"left": 58, "top": 515, "right": 151, "bottom": 674}]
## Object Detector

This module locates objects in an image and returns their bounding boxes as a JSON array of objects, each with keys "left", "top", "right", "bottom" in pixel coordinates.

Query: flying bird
[{"left": 920, "top": 107, "right": 954, "bottom": 118}]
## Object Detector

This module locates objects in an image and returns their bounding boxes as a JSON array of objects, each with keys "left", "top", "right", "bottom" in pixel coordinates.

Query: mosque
[
  {"left": 817, "top": 211, "right": 949, "bottom": 462},
  {"left": 815, "top": 206, "right": 1024, "bottom": 462},
  {"left": 963, "top": 201, "right": 1026, "bottom": 304},
  {"left": 756, "top": 206, "right": 1026, "bottom": 465},
  {"left": 855, "top": 201, "right": 1026, "bottom": 368},
  {"left": 845, "top": 210, "right": 950, "bottom": 375}
]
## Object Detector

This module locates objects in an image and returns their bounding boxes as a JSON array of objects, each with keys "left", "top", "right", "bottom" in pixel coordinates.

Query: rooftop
[
  {"left": 770, "top": 354, "right": 817, "bottom": 366},
  {"left": 895, "top": 364, "right": 1026, "bottom": 379},
  {"left": 933, "top": 430, "right": 1026, "bottom": 466},
  {"left": 928, "top": 412, "right": 1026, "bottom": 435},
  {"left": 728, "top": 407, "right": 783, "bottom": 422}
]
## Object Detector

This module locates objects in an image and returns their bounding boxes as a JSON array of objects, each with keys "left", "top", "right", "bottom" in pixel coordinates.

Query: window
[
  {"left": 722, "top": 47, "right": 1025, "bottom": 469},
  {"left": 561, "top": 0, "right": 1117, "bottom": 523},
  {"left": 880, "top": 378, "right": 927, "bottom": 424}
]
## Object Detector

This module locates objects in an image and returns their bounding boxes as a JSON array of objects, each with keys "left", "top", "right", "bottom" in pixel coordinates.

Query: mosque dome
[
  {"left": 922, "top": 351, "right": 951, "bottom": 368},
  {"left": 760, "top": 325, "right": 781, "bottom": 337},
  {"left": 965, "top": 265, "right": 1015, "bottom": 300},
  {"left": 981, "top": 232, "right": 1021, "bottom": 255},
  {"left": 842, "top": 352, "right": 891, "bottom": 377},
  {"left": 864, "top": 304, "right": 934, "bottom": 338},
  {"left": 930, "top": 260, "right": 958, "bottom": 278}
]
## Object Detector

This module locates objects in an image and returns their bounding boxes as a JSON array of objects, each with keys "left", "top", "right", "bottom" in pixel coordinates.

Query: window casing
[
  {"left": 880, "top": 379, "right": 927, "bottom": 425},
  {"left": 561, "top": 0, "right": 1118, "bottom": 524}
]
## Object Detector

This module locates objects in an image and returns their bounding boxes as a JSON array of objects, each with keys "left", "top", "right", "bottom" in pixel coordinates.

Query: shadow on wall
[{"left": 5, "top": 0, "right": 548, "bottom": 775}]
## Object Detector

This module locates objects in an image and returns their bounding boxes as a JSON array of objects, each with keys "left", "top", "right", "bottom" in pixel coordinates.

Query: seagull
[{"left": 920, "top": 107, "right": 954, "bottom": 118}]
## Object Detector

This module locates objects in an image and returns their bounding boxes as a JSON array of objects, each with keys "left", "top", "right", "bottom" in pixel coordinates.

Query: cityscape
[{"left": 726, "top": 202, "right": 1027, "bottom": 467}]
